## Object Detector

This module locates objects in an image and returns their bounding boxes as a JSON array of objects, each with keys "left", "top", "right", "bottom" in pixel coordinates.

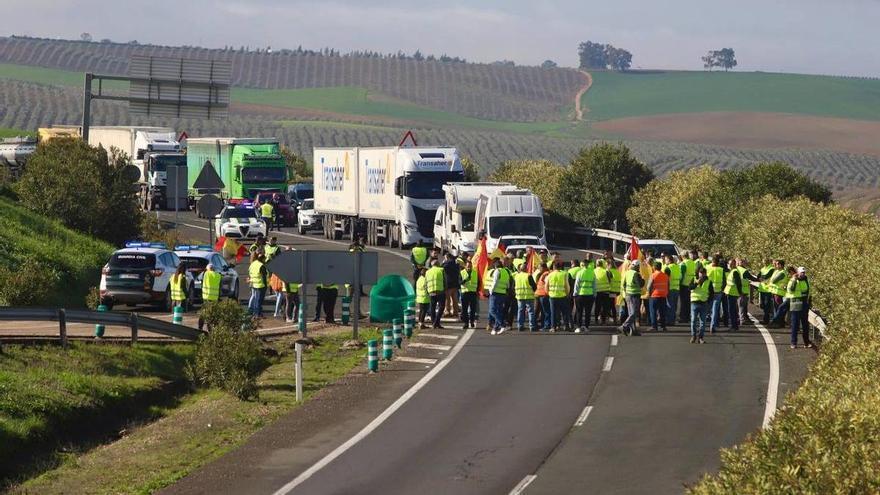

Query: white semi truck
[
  {"left": 433, "top": 182, "right": 518, "bottom": 255},
  {"left": 474, "top": 187, "right": 548, "bottom": 253},
  {"left": 313, "top": 146, "right": 464, "bottom": 247}
]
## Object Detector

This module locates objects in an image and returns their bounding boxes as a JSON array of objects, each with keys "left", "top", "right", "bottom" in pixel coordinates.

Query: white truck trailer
[
  {"left": 433, "top": 182, "right": 517, "bottom": 255},
  {"left": 474, "top": 187, "right": 548, "bottom": 253},
  {"left": 313, "top": 146, "right": 464, "bottom": 247}
]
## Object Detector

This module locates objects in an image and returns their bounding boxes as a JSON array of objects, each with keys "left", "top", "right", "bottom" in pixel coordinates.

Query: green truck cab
[{"left": 186, "top": 137, "right": 288, "bottom": 202}]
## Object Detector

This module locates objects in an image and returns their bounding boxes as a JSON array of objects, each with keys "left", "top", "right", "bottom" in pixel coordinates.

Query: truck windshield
[
  {"left": 405, "top": 171, "right": 464, "bottom": 199},
  {"left": 462, "top": 212, "right": 476, "bottom": 231},
  {"left": 489, "top": 216, "right": 544, "bottom": 238},
  {"left": 151, "top": 155, "right": 186, "bottom": 172},
  {"left": 242, "top": 167, "right": 287, "bottom": 183}
]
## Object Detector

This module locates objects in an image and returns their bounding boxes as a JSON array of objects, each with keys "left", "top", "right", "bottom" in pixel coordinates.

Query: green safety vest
[
  {"left": 264, "top": 244, "right": 280, "bottom": 261},
  {"left": 547, "top": 271, "right": 568, "bottom": 298},
  {"left": 769, "top": 269, "right": 788, "bottom": 297},
  {"left": 460, "top": 268, "right": 478, "bottom": 293},
  {"left": 249, "top": 260, "right": 266, "bottom": 289},
  {"left": 690, "top": 279, "right": 711, "bottom": 302},
  {"left": 785, "top": 277, "right": 802, "bottom": 299},
  {"left": 575, "top": 266, "right": 596, "bottom": 296},
  {"left": 707, "top": 266, "right": 724, "bottom": 292},
  {"left": 170, "top": 273, "right": 186, "bottom": 302},
  {"left": 682, "top": 259, "right": 696, "bottom": 285},
  {"left": 283, "top": 282, "right": 301, "bottom": 294},
  {"left": 512, "top": 258, "right": 525, "bottom": 270},
  {"left": 758, "top": 265, "right": 775, "bottom": 293},
  {"left": 594, "top": 267, "right": 609, "bottom": 292},
  {"left": 201, "top": 270, "right": 221, "bottom": 302},
  {"left": 260, "top": 202, "right": 274, "bottom": 217},
  {"left": 486, "top": 267, "right": 511, "bottom": 295},
  {"left": 426, "top": 266, "right": 445, "bottom": 293},
  {"left": 665, "top": 263, "right": 681, "bottom": 291},
  {"left": 608, "top": 267, "right": 622, "bottom": 294},
  {"left": 723, "top": 269, "right": 741, "bottom": 297},
  {"left": 623, "top": 269, "right": 642, "bottom": 295},
  {"left": 411, "top": 246, "right": 428, "bottom": 266},
  {"left": 415, "top": 276, "right": 430, "bottom": 304},
  {"left": 514, "top": 272, "right": 535, "bottom": 300},
  {"left": 737, "top": 267, "right": 751, "bottom": 295}
]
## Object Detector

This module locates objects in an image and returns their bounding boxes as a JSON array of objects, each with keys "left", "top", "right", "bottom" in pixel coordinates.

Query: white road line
[
  {"left": 602, "top": 356, "right": 614, "bottom": 372},
  {"left": 394, "top": 356, "right": 438, "bottom": 365},
  {"left": 611, "top": 334, "right": 618, "bottom": 346},
  {"left": 271, "top": 328, "right": 475, "bottom": 495},
  {"left": 417, "top": 333, "right": 459, "bottom": 340},
  {"left": 574, "top": 405, "right": 593, "bottom": 427},
  {"left": 509, "top": 474, "right": 538, "bottom": 495},
  {"left": 407, "top": 342, "right": 452, "bottom": 351},
  {"left": 749, "top": 314, "right": 780, "bottom": 429}
]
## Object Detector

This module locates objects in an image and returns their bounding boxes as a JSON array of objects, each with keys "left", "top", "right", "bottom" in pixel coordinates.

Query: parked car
[
  {"left": 254, "top": 191, "right": 296, "bottom": 227},
  {"left": 99, "top": 242, "right": 194, "bottom": 310},
  {"left": 214, "top": 203, "right": 267, "bottom": 240},
  {"left": 297, "top": 198, "right": 322, "bottom": 234},
  {"left": 173, "top": 245, "right": 240, "bottom": 303}
]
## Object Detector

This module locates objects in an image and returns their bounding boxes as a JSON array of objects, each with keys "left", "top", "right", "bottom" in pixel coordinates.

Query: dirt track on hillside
[
  {"left": 594, "top": 112, "right": 880, "bottom": 156},
  {"left": 574, "top": 70, "right": 593, "bottom": 121}
]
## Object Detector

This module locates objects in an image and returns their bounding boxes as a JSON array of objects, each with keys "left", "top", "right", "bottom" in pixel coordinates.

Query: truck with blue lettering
[{"left": 313, "top": 146, "right": 464, "bottom": 247}]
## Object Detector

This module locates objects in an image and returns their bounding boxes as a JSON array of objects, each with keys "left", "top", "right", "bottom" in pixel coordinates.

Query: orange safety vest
[
  {"left": 534, "top": 271, "right": 550, "bottom": 297},
  {"left": 650, "top": 271, "right": 670, "bottom": 298}
]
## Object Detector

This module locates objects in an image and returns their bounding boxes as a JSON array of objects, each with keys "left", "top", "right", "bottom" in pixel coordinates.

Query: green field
[
  {"left": 0, "top": 127, "right": 33, "bottom": 138},
  {"left": 583, "top": 70, "right": 880, "bottom": 121},
  {"left": 0, "top": 63, "right": 127, "bottom": 91}
]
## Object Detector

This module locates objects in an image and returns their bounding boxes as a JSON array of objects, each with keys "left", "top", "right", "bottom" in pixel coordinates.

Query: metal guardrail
[{"left": 0, "top": 307, "right": 204, "bottom": 346}]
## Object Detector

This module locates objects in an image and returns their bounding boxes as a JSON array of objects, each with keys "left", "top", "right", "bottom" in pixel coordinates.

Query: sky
[{"left": 5, "top": 0, "right": 880, "bottom": 77}]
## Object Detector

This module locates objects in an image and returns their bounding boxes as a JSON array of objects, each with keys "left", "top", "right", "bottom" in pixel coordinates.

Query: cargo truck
[
  {"left": 474, "top": 187, "right": 547, "bottom": 253},
  {"left": 433, "top": 182, "right": 517, "bottom": 255},
  {"left": 186, "top": 138, "right": 288, "bottom": 204},
  {"left": 0, "top": 136, "right": 37, "bottom": 179},
  {"left": 313, "top": 146, "right": 464, "bottom": 247}
]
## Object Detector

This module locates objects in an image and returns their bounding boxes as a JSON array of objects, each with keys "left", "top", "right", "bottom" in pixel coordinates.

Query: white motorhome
[
  {"left": 433, "top": 182, "right": 517, "bottom": 255},
  {"left": 474, "top": 188, "right": 547, "bottom": 253},
  {"left": 313, "top": 146, "right": 464, "bottom": 247}
]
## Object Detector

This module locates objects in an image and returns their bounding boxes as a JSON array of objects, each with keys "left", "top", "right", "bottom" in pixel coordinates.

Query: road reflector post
[
  {"left": 393, "top": 319, "right": 403, "bottom": 349},
  {"left": 403, "top": 308, "right": 415, "bottom": 338},
  {"left": 367, "top": 339, "right": 379, "bottom": 372},
  {"left": 383, "top": 329, "right": 394, "bottom": 360},
  {"left": 94, "top": 304, "right": 107, "bottom": 338},
  {"left": 172, "top": 305, "right": 184, "bottom": 325},
  {"left": 294, "top": 340, "right": 304, "bottom": 402},
  {"left": 341, "top": 296, "right": 351, "bottom": 325},
  {"left": 298, "top": 296, "right": 307, "bottom": 335}
]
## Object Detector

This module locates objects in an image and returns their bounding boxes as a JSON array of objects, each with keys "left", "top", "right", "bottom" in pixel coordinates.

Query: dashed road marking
[
  {"left": 417, "top": 333, "right": 459, "bottom": 340},
  {"left": 395, "top": 356, "right": 438, "bottom": 365},
  {"left": 603, "top": 356, "right": 614, "bottom": 372},
  {"left": 574, "top": 405, "right": 593, "bottom": 427},
  {"left": 611, "top": 335, "right": 618, "bottom": 346},
  {"left": 407, "top": 342, "right": 452, "bottom": 351},
  {"left": 509, "top": 474, "right": 537, "bottom": 495}
]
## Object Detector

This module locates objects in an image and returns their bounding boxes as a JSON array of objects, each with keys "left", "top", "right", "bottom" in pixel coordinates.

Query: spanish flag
[
  {"left": 524, "top": 247, "right": 541, "bottom": 274},
  {"left": 214, "top": 236, "right": 248, "bottom": 262},
  {"left": 474, "top": 237, "right": 490, "bottom": 297}
]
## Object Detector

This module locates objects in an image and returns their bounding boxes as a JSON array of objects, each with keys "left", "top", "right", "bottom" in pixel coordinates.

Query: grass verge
[
  {"left": 11, "top": 328, "right": 380, "bottom": 494},
  {"left": 0, "top": 127, "right": 34, "bottom": 138}
]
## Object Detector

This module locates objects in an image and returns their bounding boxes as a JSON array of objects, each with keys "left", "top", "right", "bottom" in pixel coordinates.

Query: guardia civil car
[
  {"left": 214, "top": 203, "right": 267, "bottom": 240},
  {"left": 174, "top": 245, "right": 241, "bottom": 303},
  {"left": 99, "top": 242, "right": 195, "bottom": 310}
]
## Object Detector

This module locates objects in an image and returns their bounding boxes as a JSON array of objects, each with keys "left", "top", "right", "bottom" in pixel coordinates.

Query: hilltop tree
[
  {"left": 605, "top": 45, "right": 633, "bottom": 71},
  {"left": 702, "top": 48, "right": 737, "bottom": 71},
  {"left": 578, "top": 41, "right": 608, "bottom": 69},
  {"left": 80, "top": 32, "right": 92, "bottom": 42},
  {"left": 541, "top": 59, "right": 558, "bottom": 69}
]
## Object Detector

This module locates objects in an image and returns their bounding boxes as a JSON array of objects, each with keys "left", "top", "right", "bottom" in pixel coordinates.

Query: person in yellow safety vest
[
  {"left": 574, "top": 258, "right": 596, "bottom": 333},
  {"left": 619, "top": 260, "right": 644, "bottom": 336},
  {"left": 607, "top": 259, "right": 623, "bottom": 325},
  {"left": 312, "top": 283, "right": 338, "bottom": 324},
  {"left": 662, "top": 254, "right": 682, "bottom": 327},
  {"left": 547, "top": 261, "right": 572, "bottom": 333},
  {"left": 566, "top": 259, "right": 583, "bottom": 323},
  {"left": 264, "top": 236, "right": 280, "bottom": 261},
  {"left": 260, "top": 200, "right": 275, "bottom": 231},
  {"left": 247, "top": 253, "right": 268, "bottom": 317},
  {"left": 459, "top": 260, "right": 479, "bottom": 330},
  {"left": 415, "top": 268, "right": 431, "bottom": 329},
  {"left": 788, "top": 267, "right": 813, "bottom": 349},
  {"left": 198, "top": 263, "right": 222, "bottom": 330},
  {"left": 705, "top": 256, "right": 725, "bottom": 334},
  {"left": 410, "top": 242, "right": 429, "bottom": 284},
  {"left": 722, "top": 259, "right": 743, "bottom": 331},
  {"left": 689, "top": 265, "right": 712, "bottom": 344},
  {"left": 757, "top": 258, "right": 776, "bottom": 324},
  {"left": 593, "top": 259, "right": 610, "bottom": 325},
  {"left": 769, "top": 260, "right": 791, "bottom": 327},
  {"left": 735, "top": 258, "right": 759, "bottom": 325},
  {"left": 425, "top": 260, "right": 446, "bottom": 329},
  {"left": 511, "top": 251, "right": 525, "bottom": 271},
  {"left": 280, "top": 279, "right": 301, "bottom": 324},
  {"left": 678, "top": 250, "right": 697, "bottom": 324},
  {"left": 513, "top": 263, "right": 537, "bottom": 332},
  {"left": 169, "top": 264, "right": 188, "bottom": 315},
  {"left": 486, "top": 258, "right": 512, "bottom": 335}
]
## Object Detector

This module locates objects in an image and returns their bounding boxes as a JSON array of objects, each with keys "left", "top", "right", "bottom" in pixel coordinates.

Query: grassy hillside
[
  {"left": 583, "top": 70, "right": 880, "bottom": 121},
  {"left": 0, "top": 195, "right": 114, "bottom": 306}
]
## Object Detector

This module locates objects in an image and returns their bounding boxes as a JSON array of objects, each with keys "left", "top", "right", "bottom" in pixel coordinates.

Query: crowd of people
[{"left": 410, "top": 245, "right": 815, "bottom": 349}]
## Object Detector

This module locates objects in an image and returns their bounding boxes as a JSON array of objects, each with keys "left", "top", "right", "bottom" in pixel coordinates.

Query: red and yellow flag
[
  {"left": 474, "top": 237, "right": 490, "bottom": 297},
  {"left": 524, "top": 247, "right": 541, "bottom": 274}
]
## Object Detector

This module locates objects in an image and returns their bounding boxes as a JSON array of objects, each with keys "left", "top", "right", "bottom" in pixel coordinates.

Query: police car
[
  {"left": 174, "top": 245, "right": 240, "bottom": 303},
  {"left": 215, "top": 202, "right": 267, "bottom": 240},
  {"left": 99, "top": 242, "right": 195, "bottom": 310}
]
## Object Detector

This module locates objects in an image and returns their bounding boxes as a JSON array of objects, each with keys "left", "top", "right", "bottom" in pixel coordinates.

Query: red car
[{"left": 253, "top": 192, "right": 296, "bottom": 227}]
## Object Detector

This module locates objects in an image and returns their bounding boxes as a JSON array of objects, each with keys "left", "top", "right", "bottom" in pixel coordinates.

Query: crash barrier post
[
  {"left": 94, "top": 304, "right": 107, "bottom": 337},
  {"left": 383, "top": 329, "right": 394, "bottom": 360},
  {"left": 367, "top": 339, "right": 379, "bottom": 372},
  {"left": 341, "top": 296, "right": 351, "bottom": 325},
  {"left": 172, "top": 305, "right": 184, "bottom": 325},
  {"left": 295, "top": 340, "right": 304, "bottom": 402},
  {"left": 393, "top": 318, "right": 403, "bottom": 349},
  {"left": 403, "top": 308, "right": 415, "bottom": 338}
]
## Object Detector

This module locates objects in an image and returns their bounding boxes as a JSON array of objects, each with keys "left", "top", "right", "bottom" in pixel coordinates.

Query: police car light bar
[
  {"left": 125, "top": 241, "right": 168, "bottom": 249},
  {"left": 175, "top": 245, "right": 214, "bottom": 251}
]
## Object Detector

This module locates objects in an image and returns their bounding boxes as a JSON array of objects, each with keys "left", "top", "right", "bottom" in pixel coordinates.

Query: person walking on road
[
  {"left": 442, "top": 253, "right": 461, "bottom": 317},
  {"left": 260, "top": 200, "right": 275, "bottom": 231},
  {"left": 410, "top": 242, "right": 429, "bottom": 284},
  {"left": 647, "top": 261, "right": 669, "bottom": 332},
  {"left": 707, "top": 256, "right": 725, "bottom": 334},
  {"left": 415, "top": 268, "right": 430, "bottom": 329},
  {"left": 723, "top": 259, "right": 743, "bottom": 331},
  {"left": 548, "top": 261, "right": 572, "bottom": 332},
  {"left": 770, "top": 262, "right": 793, "bottom": 327},
  {"left": 574, "top": 259, "right": 596, "bottom": 333},
  {"left": 689, "top": 266, "right": 711, "bottom": 344},
  {"left": 513, "top": 263, "right": 537, "bottom": 332},
  {"left": 486, "top": 258, "right": 512, "bottom": 335},
  {"left": 426, "top": 260, "right": 446, "bottom": 329},
  {"left": 757, "top": 258, "right": 776, "bottom": 324},
  {"left": 247, "top": 253, "right": 268, "bottom": 317},
  {"left": 534, "top": 264, "right": 551, "bottom": 331},
  {"left": 787, "top": 267, "right": 813, "bottom": 349},
  {"left": 736, "top": 258, "right": 759, "bottom": 324},
  {"left": 459, "top": 260, "right": 478, "bottom": 330},
  {"left": 663, "top": 254, "right": 681, "bottom": 327},
  {"left": 620, "top": 260, "right": 644, "bottom": 336},
  {"left": 679, "top": 251, "right": 697, "bottom": 323}
]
